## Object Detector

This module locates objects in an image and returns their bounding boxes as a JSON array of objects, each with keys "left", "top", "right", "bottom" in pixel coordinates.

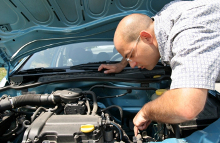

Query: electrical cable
[
  {"left": 97, "top": 92, "right": 128, "bottom": 99},
  {"left": 31, "top": 107, "right": 47, "bottom": 122},
  {"left": 99, "top": 105, "right": 123, "bottom": 126},
  {"left": 110, "top": 121, "right": 122, "bottom": 141},
  {"left": 109, "top": 121, "right": 132, "bottom": 143},
  {"left": 89, "top": 84, "right": 157, "bottom": 91}
]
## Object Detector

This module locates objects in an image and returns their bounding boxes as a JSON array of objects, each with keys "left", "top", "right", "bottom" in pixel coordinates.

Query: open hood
[{"left": 0, "top": 0, "right": 172, "bottom": 68}]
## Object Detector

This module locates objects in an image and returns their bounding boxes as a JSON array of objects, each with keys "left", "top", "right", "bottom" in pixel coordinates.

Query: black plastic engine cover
[
  {"left": 167, "top": 93, "right": 220, "bottom": 138},
  {"left": 64, "top": 101, "right": 86, "bottom": 115},
  {"left": 179, "top": 93, "right": 220, "bottom": 129}
]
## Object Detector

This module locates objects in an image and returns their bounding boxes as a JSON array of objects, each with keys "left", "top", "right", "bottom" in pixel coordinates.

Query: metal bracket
[
  {"left": 0, "top": 47, "right": 10, "bottom": 62},
  {"left": 6, "top": 62, "right": 11, "bottom": 83},
  {"left": 0, "top": 24, "right": 12, "bottom": 32}
]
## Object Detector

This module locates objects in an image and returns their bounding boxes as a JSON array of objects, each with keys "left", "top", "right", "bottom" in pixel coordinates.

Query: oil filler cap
[
  {"left": 81, "top": 124, "right": 95, "bottom": 133},
  {"left": 156, "top": 89, "right": 167, "bottom": 95}
]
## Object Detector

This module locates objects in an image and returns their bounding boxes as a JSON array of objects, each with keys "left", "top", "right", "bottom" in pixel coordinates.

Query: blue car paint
[
  {"left": 185, "top": 118, "right": 220, "bottom": 143},
  {"left": 0, "top": 0, "right": 218, "bottom": 142},
  {"left": 152, "top": 118, "right": 220, "bottom": 143},
  {"left": 0, "top": 0, "right": 176, "bottom": 67}
]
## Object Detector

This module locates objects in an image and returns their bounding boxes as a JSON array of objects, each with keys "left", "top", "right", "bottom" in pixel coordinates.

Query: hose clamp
[
  {"left": 51, "top": 94, "right": 56, "bottom": 104},
  {"left": 9, "top": 98, "right": 14, "bottom": 108}
]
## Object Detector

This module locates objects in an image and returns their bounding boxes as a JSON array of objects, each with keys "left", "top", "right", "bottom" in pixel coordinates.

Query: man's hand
[
  {"left": 132, "top": 88, "right": 208, "bottom": 136},
  {"left": 98, "top": 63, "right": 124, "bottom": 74},
  {"left": 98, "top": 58, "right": 128, "bottom": 74},
  {"left": 133, "top": 109, "right": 151, "bottom": 136}
]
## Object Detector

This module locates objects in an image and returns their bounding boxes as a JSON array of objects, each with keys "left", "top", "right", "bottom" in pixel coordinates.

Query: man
[{"left": 98, "top": 0, "right": 220, "bottom": 136}]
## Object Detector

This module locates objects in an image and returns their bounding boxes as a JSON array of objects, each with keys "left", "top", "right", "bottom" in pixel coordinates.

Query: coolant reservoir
[{"left": 151, "top": 89, "right": 167, "bottom": 100}]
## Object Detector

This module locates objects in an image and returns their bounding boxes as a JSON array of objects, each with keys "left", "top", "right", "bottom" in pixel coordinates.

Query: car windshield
[{"left": 21, "top": 41, "right": 122, "bottom": 70}]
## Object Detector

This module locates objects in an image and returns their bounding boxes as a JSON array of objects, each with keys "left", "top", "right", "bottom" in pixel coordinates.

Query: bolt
[{"left": 34, "top": 137, "right": 39, "bottom": 142}]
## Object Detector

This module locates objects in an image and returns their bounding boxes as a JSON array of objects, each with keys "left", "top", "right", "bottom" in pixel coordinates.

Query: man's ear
[{"left": 140, "top": 31, "right": 153, "bottom": 44}]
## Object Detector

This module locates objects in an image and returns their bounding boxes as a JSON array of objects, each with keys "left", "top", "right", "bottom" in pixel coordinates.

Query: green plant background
[{"left": 0, "top": 68, "right": 7, "bottom": 81}]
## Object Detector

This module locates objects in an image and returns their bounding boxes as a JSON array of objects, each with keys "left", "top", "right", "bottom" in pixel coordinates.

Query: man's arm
[
  {"left": 98, "top": 58, "right": 128, "bottom": 74},
  {"left": 133, "top": 88, "right": 208, "bottom": 136}
]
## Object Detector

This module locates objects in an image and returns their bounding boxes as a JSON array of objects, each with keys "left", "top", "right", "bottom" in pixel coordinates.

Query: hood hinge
[
  {"left": 0, "top": 47, "right": 10, "bottom": 63},
  {"left": 6, "top": 62, "right": 10, "bottom": 83},
  {"left": 0, "top": 47, "right": 11, "bottom": 83},
  {"left": 0, "top": 24, "right": 12, "bottom": 32}
]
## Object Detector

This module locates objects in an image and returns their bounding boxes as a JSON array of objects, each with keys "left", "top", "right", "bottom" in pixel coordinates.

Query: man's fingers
[
  {"left": 146, "top": 120, "right": 151, "bottom": 128},
  {"left": 104, "top": 68, "right": 115, "bottom": 74},
  {"left": 138, "top": 122, "right": 150, "bottom": 130},
  {"left": 98, "top": 64, "right": 111, "bottom": 70},
  {"left": 134, "top": 126, "right": 139, "bottom": 136},
  {"left": 98, "top": 66, "right": 102, "bottom": 71},
  {"left": 137, "top": 123, "right": 147, "bottom": 130},
  {"left": 98, "top": 64, "right": 107, "bottom": 71},
  {"left": 98, "top": 64, "right": 116, "bottom": 74},
  {"left": 98, "top": 64, "right": 105, "bottom": 71},
  {"left": 104, "top": 70, "right": 110, "bottom": 74},
  {"left": 134, "top": 121, "right": 152, "bottom": 136},
  {"left": 98, "top": 64, "right": 121, "bottom": 74}
]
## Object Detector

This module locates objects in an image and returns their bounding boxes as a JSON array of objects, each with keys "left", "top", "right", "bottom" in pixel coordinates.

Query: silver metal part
[
  {"left": 104, "top": 128, "right": 113, "bottom": 142},
  {"left": 9, "top": 98, "right": 14, "bottom": 108}
]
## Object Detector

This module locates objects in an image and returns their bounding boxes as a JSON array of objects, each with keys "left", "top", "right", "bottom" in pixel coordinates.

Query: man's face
[{"left": 115, "top": 35, "right": 160, "bottom": 70}]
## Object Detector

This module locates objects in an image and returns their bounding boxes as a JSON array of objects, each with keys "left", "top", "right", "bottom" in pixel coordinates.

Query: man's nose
[{"left": 129, "top": 61, "right": 137, "bottom": 68}]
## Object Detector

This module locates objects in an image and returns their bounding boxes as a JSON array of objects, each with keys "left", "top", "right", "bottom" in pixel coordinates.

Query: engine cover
[{"left": 22, "top": 112, "right": 103, "bottom": 143}]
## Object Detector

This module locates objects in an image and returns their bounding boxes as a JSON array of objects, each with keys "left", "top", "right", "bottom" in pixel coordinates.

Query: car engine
[
  {"left": 0, "top": 84, "right": 220, "bottom": 143},
  {"left": 0, "top": 87, "right": 137, "bottom": 143}
]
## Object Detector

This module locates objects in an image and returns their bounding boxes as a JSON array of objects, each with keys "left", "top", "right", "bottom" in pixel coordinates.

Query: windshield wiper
[
  {"left": 17, "top": 68, "right": 66, "bottom": 74},
  {"left": 70, "top": 60, "right": 165, "bottom": 71},
  {"left": 70, "top": 61, "right": 119, "bottom": 70}
]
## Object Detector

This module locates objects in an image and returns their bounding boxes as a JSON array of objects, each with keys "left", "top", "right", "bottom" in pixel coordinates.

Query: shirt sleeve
[{"left": 170, "top": 26, "right": 220, "bottom": 90}]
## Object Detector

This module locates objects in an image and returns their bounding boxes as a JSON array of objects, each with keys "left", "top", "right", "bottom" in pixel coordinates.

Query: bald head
[
  {"left": 114, "top": 13, "right": 153, "bottom": 44},
  {"left": 113, "top": 14, "right": 160, "bottom": 70}
]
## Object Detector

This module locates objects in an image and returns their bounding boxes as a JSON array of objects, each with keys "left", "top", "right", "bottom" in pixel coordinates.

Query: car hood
[{"left": 0, "top": 0, "right": 172, "bottom": 68}]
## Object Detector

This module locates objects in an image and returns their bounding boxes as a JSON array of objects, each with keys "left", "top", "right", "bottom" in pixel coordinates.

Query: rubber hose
[
  {"left": 82, "top": 91, "right": 97, "bottom": 116},
  {"left": 86, "top": 99, "right": 91, "bottom": 115},
  {"left": 0, "top": 94, "right": 60, "bottom": 112},
  {"left": 109, "top": 121, "right": 132, "bottom": 143},
  {"left": 172, "top": 124, "right": 181, "bottom": 138},
  {"left": 12, "top": 94, "right": 42, "bottom": 108},
  {"left": 0, "top": 98, "right": 12, "bottom": 112},
  {"left": 100, "top": 105, "right": 123, "bottom": 126}
]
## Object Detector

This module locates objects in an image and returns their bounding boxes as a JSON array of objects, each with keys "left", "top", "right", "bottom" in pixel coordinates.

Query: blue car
[{"left": 0, "top": 0, "right": 219, "bottom": 143}]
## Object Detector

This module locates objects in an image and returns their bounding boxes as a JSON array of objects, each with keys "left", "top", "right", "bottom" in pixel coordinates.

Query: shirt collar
[{"left": 153, "top": 15, "right": 173, "bottom": 66}]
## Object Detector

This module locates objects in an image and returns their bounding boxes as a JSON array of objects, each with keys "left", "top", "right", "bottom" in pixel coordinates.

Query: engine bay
[{"left": 0, "top": 82, "right": 220, "bottom": 143}]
